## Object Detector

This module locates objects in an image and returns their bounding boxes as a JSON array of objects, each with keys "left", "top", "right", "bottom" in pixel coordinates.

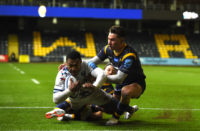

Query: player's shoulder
[
  {"left": 103, "top": 45, "right": 113, "bottom": 54},
  {"left": 122, "top": 45, "right": 137, "bottom": 60},
  {"left": 81, "top": 60, "right": 89, "bottom": 68},
  {"left": 58, "top": 66, "right": 71, "bottom": 78}
]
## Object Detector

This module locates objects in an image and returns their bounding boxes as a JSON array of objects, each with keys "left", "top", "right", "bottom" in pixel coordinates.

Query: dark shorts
[
  {"left": 100, "top": 97, "right": 118, "bottom": 114},
  {"left": 114, "top": 79, "right": 146, "bottom": 98}
]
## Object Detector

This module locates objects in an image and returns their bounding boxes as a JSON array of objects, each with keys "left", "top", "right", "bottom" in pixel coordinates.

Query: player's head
[
  {"left": 108, "top": 25, "right": 125, "bottom": 51},
  {"left": 66, "top": 50, "right": 82, "bottom": 76},
  {"left": 104, "top": 63, "right": 117, "bottom": 75}
]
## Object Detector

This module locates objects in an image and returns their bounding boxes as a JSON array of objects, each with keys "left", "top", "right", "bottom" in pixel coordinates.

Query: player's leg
[
  {"left": 58, "top": 104, "right": 95, "bottom": 121},
  {"left": 106, "top": 83, "right": 143, "bottom": 125},
  {"left": 57, "top": 106, "right": 90, "bottom": 121},
  {"left": 45, "top": 99, "right": 71, "bottom": 119},
  {"left": 57, "top": 113, "right": 76, "bottom": 121},
  {"left": 90, "top": 104, "right": 104, "bottom": 119},
  {"left": 116, "top": 83, "right": 142, "bottom": 115}
]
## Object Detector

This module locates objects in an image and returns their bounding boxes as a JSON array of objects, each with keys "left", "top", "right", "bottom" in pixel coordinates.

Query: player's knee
[
  {"left": 122, "top": 83, "right": 142, "bottom": 98},
  {"left": 121, "top": 88, "right": 132, "bottom": 99}
]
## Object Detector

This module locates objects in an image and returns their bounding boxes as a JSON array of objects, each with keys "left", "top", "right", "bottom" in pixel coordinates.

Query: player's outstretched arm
[
  {"left": 53, "top": 78, "right": 79, "bottom": 104},
  {"left": 89, "top": 56, "right": 102, "bottom": 65},
  {"left": 107, "top": 70, "right": 128, "bottom": 84},
  {"left": 53, "top": 89, "right": 71, "bottom": 104},
  {"left": 87, "top": 61, "right": 107, "bottom": 88}
]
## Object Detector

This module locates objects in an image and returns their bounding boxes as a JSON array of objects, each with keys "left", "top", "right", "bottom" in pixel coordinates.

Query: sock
[
  {"left": 113, "top": 102, "right": 124, "bottom": 119},
  {"left": 56, "top": 100, "right": 71, "bottom": 111},
  {"left": 119, "top": 100, "right": 134, "bottom": 112},
  {"left": 64, "top": 113, "right": 75, "bottom": 119},
  {"left": 113, "top": 101, "right": 133, "bottom": 119},
  {"left": 91, "top": 104, "right": 99, "bottom": 112}
]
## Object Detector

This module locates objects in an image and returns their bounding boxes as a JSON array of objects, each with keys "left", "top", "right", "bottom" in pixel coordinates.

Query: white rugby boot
[
  {"left": 45, "top": 108, "right": 65, "bottom": 119},
  {"left": 124, "top": 105, "right": 138, "bottom": 119},
  {"left": 105, "top": 117, "right": 119, "bottom": 126}
]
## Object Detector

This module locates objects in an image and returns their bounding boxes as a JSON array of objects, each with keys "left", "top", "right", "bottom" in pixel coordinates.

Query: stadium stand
[
  {"left": 1, "top": 30, "right": 199, "bottom": 62},
  {"left": 0, "top": 34, "right": 8, "bottom": 55},
  {"left": 186, "top": 34, "right": 200, "bottom": 58},
  {"left": 0, "top": 0, "right": 199, "bottom": 62},
  {"left": 0, "top": 0, "right": 200, "bottom": 11}
]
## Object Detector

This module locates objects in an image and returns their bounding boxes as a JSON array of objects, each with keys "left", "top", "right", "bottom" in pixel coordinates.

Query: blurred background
[{"left": 0, "top": 0, "right": 200, "bottom": 65}]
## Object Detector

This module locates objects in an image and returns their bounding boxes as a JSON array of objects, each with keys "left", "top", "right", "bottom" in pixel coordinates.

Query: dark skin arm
[{"left": 69, "top": 78, "right": 80, "bottom": 92}]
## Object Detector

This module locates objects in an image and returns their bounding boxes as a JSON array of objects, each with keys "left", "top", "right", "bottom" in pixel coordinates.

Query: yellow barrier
[{"left": 19, "top": 55, "right": 30, "bottom": 63}]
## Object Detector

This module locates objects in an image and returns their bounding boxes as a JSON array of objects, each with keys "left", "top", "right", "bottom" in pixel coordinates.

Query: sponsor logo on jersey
[
  {"left": 114, "top": 58, "right": 119, "bottom": 63},
  {"left": 124, "top": 59, "right": 133, "bottom": 68}
]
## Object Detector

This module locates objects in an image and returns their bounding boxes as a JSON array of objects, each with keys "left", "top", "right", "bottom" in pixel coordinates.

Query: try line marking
[
  {"left": 9, "top": 63, "right": 25, "bottom": 75},
  {"left": 0, "top": 107, "right": 200, "bottom": 111},
  {"left": 31, "top": 78, "right": 40, "bottom": 84},
  {"left": 9, "top": 64, "right": 40, "bottom": 84}
]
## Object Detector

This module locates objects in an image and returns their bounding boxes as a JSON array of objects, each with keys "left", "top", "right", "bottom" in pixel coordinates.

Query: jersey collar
[{"left": 114, "top": 43, "right": 127, "bottom": 56}]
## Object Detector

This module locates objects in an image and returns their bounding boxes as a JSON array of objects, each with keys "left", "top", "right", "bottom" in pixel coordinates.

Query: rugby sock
[
  {"left": 91, "top": 104, "right": 99, "bottom": 112},
  {"left": 113, "top": 112, "right": 121, "bottom": 119},
  {"left": 113, "top": 101, "right": 133, "bottom": 119},
  {"left": 118, "top": 101, "right": 133, "bottom": 112},
  {"left": 55, "top": 100, "right": 71, "bottom": 111},
  {"left": 112, "top": 102, "right": 124, "bottom": 119},
  {"left": 64, "top": 113, "right": 75, "bottom": 119}
]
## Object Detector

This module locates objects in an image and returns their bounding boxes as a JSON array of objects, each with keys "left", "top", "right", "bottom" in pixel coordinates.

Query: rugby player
[
  {"left": 89, "top": 25, "right": 146, "bottom": 125},
  {"left": 91, "top": 63, "right": 117, "bottom": 118},
  {"left": 45, "top": 50, "right": 118, "bottom": 121}
]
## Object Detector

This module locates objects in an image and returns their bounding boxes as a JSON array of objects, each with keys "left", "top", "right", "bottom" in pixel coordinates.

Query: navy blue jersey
[
  {"left": 101, "top": 83, "right": 114, "bottom": 95},
  {"left": 97, "top": 44, "right": 146, "bottom": 91}
]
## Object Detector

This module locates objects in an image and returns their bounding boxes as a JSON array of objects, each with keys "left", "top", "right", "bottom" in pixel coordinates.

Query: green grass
[{"left": 0, "top": 63, "right": 200, "bottom": 130}]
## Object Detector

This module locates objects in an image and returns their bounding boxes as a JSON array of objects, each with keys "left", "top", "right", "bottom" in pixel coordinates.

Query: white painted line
[
  {"left": 0, "top": 107, "right": 52, "bottom": 109},
  {"left": 0, "top": 107, "right": 200, "bottom": 111},
  {"left": 140, "top": 107, "right": 200, "bottom": 111},
  {"left": 20, "top": 71, "right": 25, "bottom": 74},
  {"left": 9, "top": 64, "right": 25, "bottom": 75},
  {"left": 31, "top": 78, "right": 40, "bottom": 84}
]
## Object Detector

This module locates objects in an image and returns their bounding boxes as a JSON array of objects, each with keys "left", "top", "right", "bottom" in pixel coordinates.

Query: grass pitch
[{"left": 0, "top": 63, "right": 200, "bottom": 130}]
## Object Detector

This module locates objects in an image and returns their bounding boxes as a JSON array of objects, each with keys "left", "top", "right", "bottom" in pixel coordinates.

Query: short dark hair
[
  {"left": 109, "top": 25, "right": 125, "bottom": 38},
  {"left": 67, "top": 50, "right": 81, "bottom": 60}
]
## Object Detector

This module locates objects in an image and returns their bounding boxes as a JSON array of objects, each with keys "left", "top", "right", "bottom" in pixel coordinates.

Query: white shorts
[{"left": 67, "top": 88, "right": 113, "bottom": 111}]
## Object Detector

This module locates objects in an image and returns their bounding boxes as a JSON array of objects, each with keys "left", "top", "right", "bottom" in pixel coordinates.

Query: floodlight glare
[
  {"left": 183, "top": 11, "right": 199, "bottom": 19},
  {"left": 38, "top": 5, "right": 47, "bottom": 18}
]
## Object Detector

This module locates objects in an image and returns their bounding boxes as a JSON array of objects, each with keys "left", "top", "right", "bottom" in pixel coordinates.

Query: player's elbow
[
  {"left": 93, "top": 72, "right": 107, "bottom": 88},
  {"left": 107, "top": 73, "right": 126, "bottom": 84},
  {"left": 53, "top": 95, "right": 60, "bottom": 104},
  {"left": 53, "top": 98, "right": 58, "bottom": 104}
]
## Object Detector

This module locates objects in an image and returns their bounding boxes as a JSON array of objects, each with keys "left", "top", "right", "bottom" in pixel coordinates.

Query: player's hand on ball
[
  {"left": 82, "top": 83, "right": 95, "bottom": 89},
  {"left": 69, "top": 78, "right": 80, "bottom": 92}
]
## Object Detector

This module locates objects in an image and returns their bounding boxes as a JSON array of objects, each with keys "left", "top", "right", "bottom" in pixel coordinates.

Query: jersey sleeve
[
  {"left": 97, "top": 45, "right": 109, "bottom": 61},
  {"left": 64, "top": 75, "right": 77, "bottom": 90},
  {"left": 119, "top": 53, "right": 136, "bottom": 74},
  {"left": 53, "top": 68, "right": 70, "bottom": 94}
]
